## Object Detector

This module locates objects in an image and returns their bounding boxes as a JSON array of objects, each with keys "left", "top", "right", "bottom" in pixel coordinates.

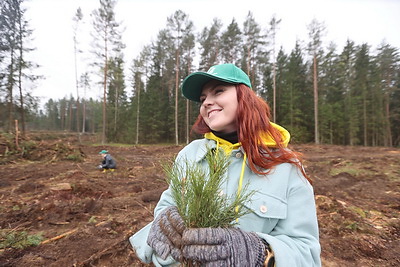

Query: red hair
[{"left": 192, "top": 84, "right": 311, "bottom": 183}]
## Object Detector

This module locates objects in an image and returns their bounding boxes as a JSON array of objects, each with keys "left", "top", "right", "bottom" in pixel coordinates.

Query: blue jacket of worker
[{"left": 101, "top": 154, "right": 116, "bottom": 169}]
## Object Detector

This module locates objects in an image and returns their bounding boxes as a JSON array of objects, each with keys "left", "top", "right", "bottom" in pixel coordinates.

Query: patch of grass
[
  {"left": 91, "top": 143, "right": 134, "bottom": 148},
  {"left": 348, "top": 206, "right": 368, "bottom": 218},
  {"left": 330, "top": 166, "right": 360, "bottom": 176},
  {"left": 0, "top": 230, "right": 43, "bottom": 249},
  {"left": 329, "top": 161, "right": 375, "bottom": 177},
  {"left": 66, "top": 152, "right": 83, "bottom": 162},
  {"left": 88, "top": 216, "right": 97, "bottom": 224},
  {"left": 385, "top": 161, "right": 400, "bottom": 181},
  {"left": 345, "top": 221, "right": 360, "bottom": 231}
]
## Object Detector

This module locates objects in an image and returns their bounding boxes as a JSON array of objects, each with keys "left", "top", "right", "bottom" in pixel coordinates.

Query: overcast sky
[{"left": 24, "top": 0, "right": 400, "bottom": 105}]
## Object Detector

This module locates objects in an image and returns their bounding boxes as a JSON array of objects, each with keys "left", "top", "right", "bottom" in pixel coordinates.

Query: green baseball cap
[
  {"left": 181, "top": 63, "right": 252, "bottom": 102},
  {"left": 99, "top": 150, "right": 108, "bottom": 154}
]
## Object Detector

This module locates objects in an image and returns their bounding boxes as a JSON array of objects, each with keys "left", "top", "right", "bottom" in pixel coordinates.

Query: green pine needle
[{"left": 163, "top": 147, "right": 254, "bottom": 228}]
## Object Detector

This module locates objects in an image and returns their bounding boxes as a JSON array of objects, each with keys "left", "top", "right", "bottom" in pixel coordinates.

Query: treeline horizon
[{"left": 1, "top": 0, "right": 399, "bottom": 147}]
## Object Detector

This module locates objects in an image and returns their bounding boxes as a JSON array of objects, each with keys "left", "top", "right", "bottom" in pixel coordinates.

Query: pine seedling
[{"left": 163, "top": 147, "right": 254, "bottom": 229}]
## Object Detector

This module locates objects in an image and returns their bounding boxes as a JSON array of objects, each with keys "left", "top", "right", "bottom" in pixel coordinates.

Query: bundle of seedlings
[{"left": 163, "top": 147, "right": 254, "bottom": 265}]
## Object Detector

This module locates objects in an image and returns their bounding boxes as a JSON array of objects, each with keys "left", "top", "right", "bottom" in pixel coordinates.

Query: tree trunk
[
  {"left": 74, "top": 37, "right": 80, "bottom": 141},
  {"left": 186, "top": 56, "right": 191, "bottom": 144},
  {"left": 82, "top": 99, "right": 86, "bottom": 133},
  {"left": 135, "top": 80, "right": 140, "bottom": 145},
  {"left": 363, "top": 95, "right": 367, "bottom": 146},
  {"left": 18, "top": 74, "right": 25, "bottom": 136},
  {"left": 385, "top": 94, "right": 392, "bottom": 146},
  {"left": 7, "top": 48, "right": 15, "bottom": 133},
  {"left": 175, "top": 48, "right": 180, "bottom": 145},
  {"left": 15, "top": 120, "right": 20, "bottom": 150},
  {"left": 68, "top": 102, "right": 72, "bottom": 131},
  {"left": 102, "top": 38, "right": 108, "bottom": 144},
  {"left": 114, "top": 83, "right": 118, "bottom": 133},
  {"left": 313, "top": 54, "right": 319, "bottom": 144},
  {"left": 17, "top": 13, "right": 26, "bottom": 136}
]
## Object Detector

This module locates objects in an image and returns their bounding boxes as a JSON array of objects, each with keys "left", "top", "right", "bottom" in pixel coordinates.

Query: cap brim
[
  {"left": 181, "top": 72, "right": 241, "bottom": 102},
  {"left": 181, "top": 73, "right": 214, "bottom": 102}
]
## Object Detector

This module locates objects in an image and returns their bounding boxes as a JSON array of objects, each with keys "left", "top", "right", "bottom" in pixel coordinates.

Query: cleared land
[{"left": 0, "top": 133, "right": 399, "bottom": 266}]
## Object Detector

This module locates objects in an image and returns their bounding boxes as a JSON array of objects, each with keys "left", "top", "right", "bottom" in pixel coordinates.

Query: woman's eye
[{"left": 215, "top": 89, "right": 224, "bottom": 94}]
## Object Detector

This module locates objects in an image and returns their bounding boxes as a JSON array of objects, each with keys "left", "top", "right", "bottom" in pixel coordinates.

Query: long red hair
[{"left": 192, "top": 84, "right": 311, "bottom": 183}]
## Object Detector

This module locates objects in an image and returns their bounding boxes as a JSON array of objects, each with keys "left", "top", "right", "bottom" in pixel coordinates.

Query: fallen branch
[
  {"left": 77, "top": 236, "right": 129, "bottom": 266},
  {"left": 133, "top": 200, "right": 153, "bottom": 216},
  {"left": 40, "top": 228, "right": 78, "bottom": 245}
]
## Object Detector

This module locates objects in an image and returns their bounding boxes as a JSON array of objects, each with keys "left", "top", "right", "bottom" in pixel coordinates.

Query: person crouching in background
[{"left": 98, "top": 150, "right": 117, "bottom": 173}]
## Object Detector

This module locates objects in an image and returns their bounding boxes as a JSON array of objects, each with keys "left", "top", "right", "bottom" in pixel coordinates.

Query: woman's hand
[
  {"left": 147, "top": 206, "right": 186, "bottom": 261},
  {"left": 181, "top": 227, "right": 267, "bottom": 266}
]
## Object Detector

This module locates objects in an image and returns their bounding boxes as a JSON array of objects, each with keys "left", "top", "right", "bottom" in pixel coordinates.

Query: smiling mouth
[{"left": 208, "top": 109, "right": 221, "bottom": 118}]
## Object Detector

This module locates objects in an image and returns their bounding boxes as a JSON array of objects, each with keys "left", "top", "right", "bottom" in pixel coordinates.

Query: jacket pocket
[
  {"left": 245, "top": 191, "right": 287, "bottom": 219},
  {"left": 239, "top": 192, "right": 288, "bottom": 233}
]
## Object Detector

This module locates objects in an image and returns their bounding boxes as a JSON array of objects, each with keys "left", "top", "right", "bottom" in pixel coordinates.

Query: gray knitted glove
[
  {"left": 147, "top": 206, "right": 186, "bottom": 261},
  {"left": 181, "top": 227, "right": 267, "bottom": 267}
]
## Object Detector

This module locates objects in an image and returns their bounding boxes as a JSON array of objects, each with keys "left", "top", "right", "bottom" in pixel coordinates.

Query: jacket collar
[{"left": 195, "top": 122, "right": 290, "bottom": 162}]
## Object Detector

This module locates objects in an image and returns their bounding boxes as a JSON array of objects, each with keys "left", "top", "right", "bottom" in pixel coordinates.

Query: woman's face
[{"left": 199, "top": 80, "right": 238, "bottom": 133}]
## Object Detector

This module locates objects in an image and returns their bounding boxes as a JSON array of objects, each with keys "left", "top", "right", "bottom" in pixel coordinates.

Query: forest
[{"left": 1, "top": 0, "right": 399, "bottom": 146}]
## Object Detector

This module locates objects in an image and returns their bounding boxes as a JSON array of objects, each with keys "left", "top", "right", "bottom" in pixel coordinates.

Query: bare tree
[
  {"left": 307, "top": 19, "right": 326, "bottom": 144},
  {"left": 91, "top": 0, "right": 123, "bottom": 144},
  {"left": 131, "top": 46, "right": 150, "bottom": 145},
  {"left": 79, "top": 72, "right": 90, "bottom": 133},
  {"left": 268, "top": 15, "right": 281, "bottom": 122},
  {"left": 167, "top": 10, "right": 193, "bottom": 145},
  {"left": 73, "top": 7, "right": 83, "bottom": 140}
]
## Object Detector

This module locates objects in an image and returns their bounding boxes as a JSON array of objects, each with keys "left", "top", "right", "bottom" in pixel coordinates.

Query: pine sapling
[
  {"left": 163, "top": 147, "right": 255, "bottom": 266},
  {"left": 164, "top": 147, "right": 254, "bottom": 228}
]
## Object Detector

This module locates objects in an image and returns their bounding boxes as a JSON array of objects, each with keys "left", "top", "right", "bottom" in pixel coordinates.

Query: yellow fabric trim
[
  {"left": 235, "top": 153, "right": 247, "bottom": 220},
  {"left": 204, "top": 132, "right": 241, "bottom": 154},
  {"left": 260, "top": 122, "right": 290, "bottom": 148},
  {"left": 204, "top": 122, "right": 290, "bottom": 149}
]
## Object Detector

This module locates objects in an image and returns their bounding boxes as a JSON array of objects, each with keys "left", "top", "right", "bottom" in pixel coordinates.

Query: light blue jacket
[{"left": 129, "top": 137, "right": 321, "bottom": 266}]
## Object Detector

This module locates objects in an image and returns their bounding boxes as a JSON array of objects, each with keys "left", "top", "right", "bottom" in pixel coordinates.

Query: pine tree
[
  {"left": 319, "top": 43, "right": 344, "bottom": 144},
  {"left": 130, "top": 46, "right": 150, "bottom": 144},
  {"left": 198, "top": 18, "right": 222, "bottom": 70},
  {"left": 78, "top": 72, "right": 91, "bottom": 133},
  {"left": 220, "top": 18, "right": 242, "bottom": 65},
  {"left": 337, "top": 40, "right": 357, "bottom": 145},
  {"left": 0, "top": 0, "right": 38, "bottom": 134},
  {"left": 375, "top": 43, "right": 399, "bottom": 147},
  {"left": 307, "top": 19, "right": 326, "bottom": 144},
  {"left": 91, "top": 0, "right": 124, "bottom": 144},
  {"left": 180, "top": 24, "right": 195, "bottom": 144},
  {"left": 353, "top": 44, "right": 371, "bottom": 146},
  {"left": 166, "top": 10, "right": 194, "bottom": 145},
  {"left": 285, "top": 42, "right": 312, "bottom": 143},
  {"left": 241, "top": 11, "right": 267, "bottom": 92},
  {"left": 106, "top": 56, "right": 127, "bottom": 142}
]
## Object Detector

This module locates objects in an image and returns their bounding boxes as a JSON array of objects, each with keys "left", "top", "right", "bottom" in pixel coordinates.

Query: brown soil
[{"left": 0, "top": 134, "right": 399, "bottom": 266}]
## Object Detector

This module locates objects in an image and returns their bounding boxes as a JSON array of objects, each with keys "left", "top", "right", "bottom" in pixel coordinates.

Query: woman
[{"left": 129, "top": 63, "right": 321, "bottom": 266}]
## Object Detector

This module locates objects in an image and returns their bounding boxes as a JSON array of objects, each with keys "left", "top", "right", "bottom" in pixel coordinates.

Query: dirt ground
[{"left": 0, "top": 133, "right": 399, "bottom": 266}]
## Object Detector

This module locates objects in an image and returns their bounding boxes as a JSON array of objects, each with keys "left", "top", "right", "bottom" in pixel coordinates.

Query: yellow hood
[
  {"left": 204, "top": 122, "right": 290, "bottom": 152},
  {"left": 261, "top": 122, "right": 290, "bottom": 148}
]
